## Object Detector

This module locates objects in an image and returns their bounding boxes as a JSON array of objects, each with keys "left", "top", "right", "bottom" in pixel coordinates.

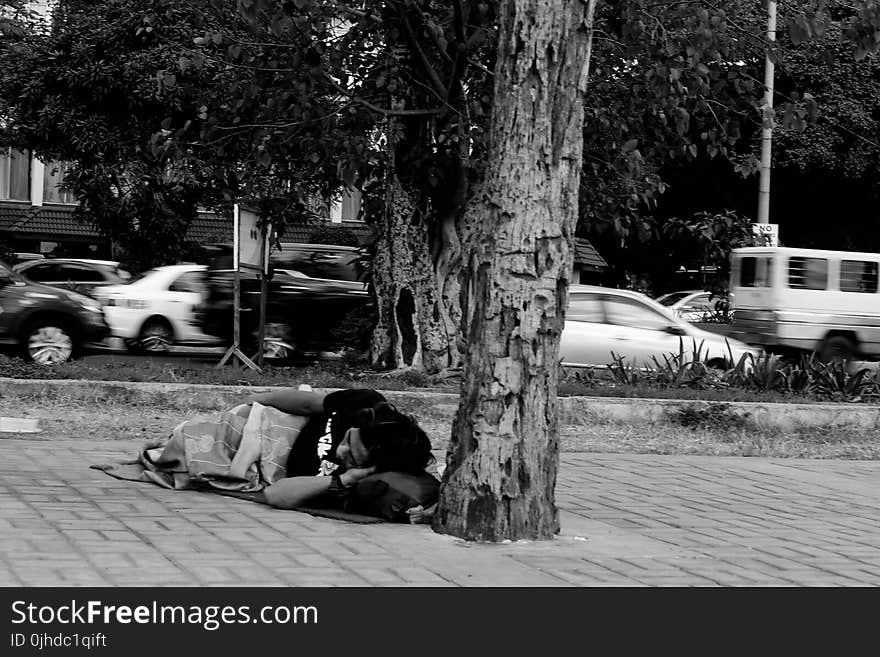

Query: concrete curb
[
  {"left": 0, "top": 416, "right": 41, "bottom": 433},
  {"left": 1, "top": 377, "right": 878, "bottom": 431},
  {"left": 562, "top": 396, "right": 880, "bottom": 431}
]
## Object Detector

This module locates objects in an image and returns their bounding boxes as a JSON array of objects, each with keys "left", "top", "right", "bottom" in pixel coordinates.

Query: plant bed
[
  {"left": 2, "top": 347, "right": 880, "bottom": 407},
  {"left": 3, "top": 383, "right": 878, "bottom": 460}
]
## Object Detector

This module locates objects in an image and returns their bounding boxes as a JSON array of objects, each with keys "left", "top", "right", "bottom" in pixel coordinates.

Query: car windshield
[{"left": 657, "top": 291, "right": 691, "bottom": 306}]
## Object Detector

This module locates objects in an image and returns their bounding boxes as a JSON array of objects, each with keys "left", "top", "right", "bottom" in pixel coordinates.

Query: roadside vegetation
[
  {"left": 2, "top": 344, "right": 880, "bottom": 406},
  {"left": 4, "top": 340, "right": 880, "bottom": 462},
  {"left": 4, "top": 378, "right": 877, "bottom": 461}
]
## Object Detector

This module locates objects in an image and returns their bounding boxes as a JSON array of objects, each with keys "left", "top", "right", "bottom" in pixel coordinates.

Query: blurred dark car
[
  {"left": 11, "top": 252, "right": 45, "bottom": 265},
  {"left": 0, "top": 259, "right": 110, "bottom": 364},
  {"left": 14, "top": 258, "right": 131, "bottom": 298},
  {"left": 196, "top": 243, "right": 372, "bottom": 362}
]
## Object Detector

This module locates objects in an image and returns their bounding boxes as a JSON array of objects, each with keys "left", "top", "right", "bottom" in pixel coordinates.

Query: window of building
[
  {"left": 42, "top": 161, "right": 76, "bottom": 204},
  {"left": 0, "top": 148, "right": 31, "bottom": 201},
  {"left": 788, "top": 257, "right": 828, "bottom": 290},
  {"left": 839, "top": 260, "right": 879, "bottom": 293}
]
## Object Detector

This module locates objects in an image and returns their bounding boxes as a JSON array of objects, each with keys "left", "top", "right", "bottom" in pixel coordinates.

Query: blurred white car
[
  {"left": 92, "top": 264, "right": 219, "bottom": 352},
  {"left": 655, "top": 289, "right": 732, "bottom": 322},
  {"left": 560, "top": 285, "right": 758, "bottom": 369}
]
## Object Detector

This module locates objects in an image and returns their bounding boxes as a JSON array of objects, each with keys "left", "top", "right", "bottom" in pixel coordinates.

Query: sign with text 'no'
[{"left": 752, "top": 223, "right": 779, "bottom": 247}]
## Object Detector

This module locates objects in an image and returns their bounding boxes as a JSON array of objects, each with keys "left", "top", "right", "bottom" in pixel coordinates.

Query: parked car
[
  {"left": 91, "top": 264, "right": 218, "bottom": 353},
  {"left": 0, "top": 259, "right": 110, "bottom": 364},
  {"left": 196, "top": 242, "right": 372, "bottom": 362},
  {"left": 655, "top": 289, "right": 732, "bottom": 323},
  {"left": 14, "top": 258, "right": 131, "bottom": 298},
  {"left": 560, "top": 285, "right": 758, "bottom": 369}
]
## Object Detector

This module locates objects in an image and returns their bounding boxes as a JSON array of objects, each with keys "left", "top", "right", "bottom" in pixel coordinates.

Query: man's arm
[
  {"left": 246, "top": 389, "right": 326, "bottom": 415},
  {"left": 263, "top": 467, "right": 376, "bottom": 509}
]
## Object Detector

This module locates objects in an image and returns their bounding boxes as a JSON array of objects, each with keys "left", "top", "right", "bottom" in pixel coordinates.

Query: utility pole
[{"left": 757, "top": 0, "right": 777, "bottom": 224}]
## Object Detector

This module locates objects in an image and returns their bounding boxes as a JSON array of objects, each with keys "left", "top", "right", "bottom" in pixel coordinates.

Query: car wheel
[
  {"left": 819, "top": 336, "right": 857, "bottom": 364},
  {"left": 23, "top": 320, "right": 77, "bottom": 365},
  {"left": 135, "top": 319, "right": 174, "bottom": 353},
  {"left": 261, "top": 323, "right": 296, "bottom": 364}
]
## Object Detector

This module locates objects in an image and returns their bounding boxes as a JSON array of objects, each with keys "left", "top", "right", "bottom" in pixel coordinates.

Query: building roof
[
  {"left": 0, "top": 202, "right": 36, "bottom": 232},
  {"left": 2, "top": 201, "right": 605, "bottom": 269},
  {"left": 573, "top": 237, "right": 608, "bottom": 271},
  {"left": 0, "top": 203, "right": 99, "bottom": 239},
  {"left": 0, "top": 204, "right": 376, "bottom": 247},
  {"left": 185, "top": 211, "right": 376, "bottom": 246}
]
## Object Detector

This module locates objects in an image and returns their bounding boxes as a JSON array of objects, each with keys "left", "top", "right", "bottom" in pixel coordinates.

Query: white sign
[
  {"left": 752, "top": 222, "right": 779, "bottom": 247},
  {"left": 234, "top": 204, "right": 271, "bottom": 273}
]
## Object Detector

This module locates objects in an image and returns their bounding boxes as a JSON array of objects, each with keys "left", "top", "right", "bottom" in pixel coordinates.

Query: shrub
[
  {"left": 744, "top": 352, "right": 787, "bottom": 392},
  {"left": 671, "top": 402, "right": 751, "bottom": 431},
  {"left": 329, "top": 304, "right": 377, "bottom": 356},
  {"left": 608, "top": 352, "right": 644, "bottom": 386},
  {"left": 649, "top": 339, "right": 725, "bottom": 389},
  {"left": 781, "top": 354, "right": 813, "bottom": 395},
  {"left": 808, "top": 359, "right": 873, "bottom": 402},
  {"left": 558, "top": 363, "right": 597, "bottom": 388},
  {"left": 0, "top": 354, "right": 50, "bottom": 378}
]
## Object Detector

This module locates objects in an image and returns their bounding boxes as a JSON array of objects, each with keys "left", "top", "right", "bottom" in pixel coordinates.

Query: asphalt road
[
  {"left": 81, "top": 337, "right": 226, "bottom": 368},
  {"left": 78, "top": 338, "right": 342, "bottom": 369}
]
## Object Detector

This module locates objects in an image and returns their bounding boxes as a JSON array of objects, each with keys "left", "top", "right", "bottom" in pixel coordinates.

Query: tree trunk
[
  {"left": 433, "top": 0, "right": 595, "bottom": 542},
  {"left": 369, "top": 174, "right": 453, "bottom": 373}
]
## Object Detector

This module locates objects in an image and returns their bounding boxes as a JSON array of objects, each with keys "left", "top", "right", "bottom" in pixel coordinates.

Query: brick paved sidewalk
[{"left": 1, "top": 439, "right": 878, "bottom": 586}]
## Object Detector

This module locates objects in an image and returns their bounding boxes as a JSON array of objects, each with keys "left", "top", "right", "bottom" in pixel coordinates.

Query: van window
[
  {"left": 738, "top": 256, "right": 773, "bottom": 287},
  {"left": 840, "top": 260, "right": 878, "bottom": 293},
  {"left": 788, "top": 257, "right": 827, "bottom": 290}
]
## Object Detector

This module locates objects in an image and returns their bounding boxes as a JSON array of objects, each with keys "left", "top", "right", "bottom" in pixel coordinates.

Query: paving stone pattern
[{"left": 1, "top": 440, "right": 879, "bottom": 586}]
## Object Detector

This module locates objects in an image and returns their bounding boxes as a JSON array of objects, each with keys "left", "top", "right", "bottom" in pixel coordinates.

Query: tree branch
[
  {"left": 446, "top": 0, "right": 470, "bottom": 104},
  {"left": 410, "top": 1, "right": 454, "bottom": 64},
  {"left": 393, "top": 1, "right": 449, "bottom": 98},
  {"left": 324, "top": 75, "right": 445, "bottom": 116}
]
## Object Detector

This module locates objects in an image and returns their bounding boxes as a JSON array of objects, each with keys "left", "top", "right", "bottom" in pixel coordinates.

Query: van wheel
[
  {"left": 819, "top": 336, "right": 857, "bottom": 363},
  {"left": 23, "top": 320, "right": 78, "bottom": 365}
]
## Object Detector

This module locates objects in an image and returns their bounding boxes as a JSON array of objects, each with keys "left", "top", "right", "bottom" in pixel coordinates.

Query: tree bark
[
  {"left": 369, "top": 174, "right": 452, "bottom": 373},
  {"left": 433, "top": 0, "right": 595, "bottom": 542}
]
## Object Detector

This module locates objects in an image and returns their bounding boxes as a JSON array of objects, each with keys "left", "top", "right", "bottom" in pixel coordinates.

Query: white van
[{"left": 730, "top": 246, "right": 880, "bottom": 361}]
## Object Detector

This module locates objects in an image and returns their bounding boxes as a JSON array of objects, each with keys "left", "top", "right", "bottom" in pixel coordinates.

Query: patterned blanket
[{"left": 92, "top": 403, "right": 309, "bottom": 493}]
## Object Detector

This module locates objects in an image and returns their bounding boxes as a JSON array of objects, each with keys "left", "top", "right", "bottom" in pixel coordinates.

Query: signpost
[
  {"left": 752, "top": 222, "right": 779, "bottom": 247},
  {"left": 217, "top": 203, "right": 271, "bottom": 372}
]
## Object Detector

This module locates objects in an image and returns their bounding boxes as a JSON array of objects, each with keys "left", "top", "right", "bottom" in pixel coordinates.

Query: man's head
[{"left": 334, "top": 402, "right": 432, "bottom": 474}]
